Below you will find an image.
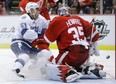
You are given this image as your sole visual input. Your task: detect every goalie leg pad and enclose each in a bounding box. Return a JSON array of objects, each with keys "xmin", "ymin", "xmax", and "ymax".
[{"xmin": 46, "ymin": 64, "xmax": 82, "ymax": 82}]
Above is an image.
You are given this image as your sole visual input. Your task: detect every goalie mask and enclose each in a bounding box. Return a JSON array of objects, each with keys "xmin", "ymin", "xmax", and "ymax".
[
  {"xmin": 58, "ymin": 4, "xmax": 70, "ymax": 16},
  {"xmin": 25, "ymin": 2, "xmax": 40, "ymax": 19}
]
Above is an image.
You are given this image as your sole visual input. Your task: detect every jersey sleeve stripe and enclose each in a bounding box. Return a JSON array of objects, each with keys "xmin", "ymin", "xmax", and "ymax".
[
  {"xmin": 44, "ymin": 34, "xmax": 52, "ymax": 43},
  {"xmin": 57, "ymin": 51, "xmax": 69, "ymax": 65}
]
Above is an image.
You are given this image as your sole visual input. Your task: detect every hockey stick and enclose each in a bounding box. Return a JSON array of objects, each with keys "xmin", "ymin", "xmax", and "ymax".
[
  {"xmin": 89, "ymin": 17, "xmax": 95, "ymax": 45},
  {"xmin": 86, "ymin": 17, "xmax": 96, "ymax": 64}
]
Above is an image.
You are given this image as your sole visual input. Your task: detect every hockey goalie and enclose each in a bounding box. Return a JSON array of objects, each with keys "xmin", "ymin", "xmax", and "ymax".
[{"xmin": 32, "ymin": 4, "xmax": 106, "ymax": 83}]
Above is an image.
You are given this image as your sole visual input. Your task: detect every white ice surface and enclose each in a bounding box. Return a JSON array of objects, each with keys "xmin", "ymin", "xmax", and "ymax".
[{"xmin": 0, "ymin": 49, "xmax": 115, "ymax": 84}]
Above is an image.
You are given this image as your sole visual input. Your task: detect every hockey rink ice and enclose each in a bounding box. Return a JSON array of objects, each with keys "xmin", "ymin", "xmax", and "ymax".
[{"xmin": 0, "ymin": 49, "xmax": 115, "ymax": 84}]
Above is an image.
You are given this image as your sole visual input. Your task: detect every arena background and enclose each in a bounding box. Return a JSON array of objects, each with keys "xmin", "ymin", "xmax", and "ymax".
[{"xmin": 0, "ymin": 15, "xmax": 115, "ymax": 50}]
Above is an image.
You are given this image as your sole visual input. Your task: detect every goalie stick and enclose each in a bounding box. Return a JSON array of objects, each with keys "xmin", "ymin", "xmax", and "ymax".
[
  {"xmin": 89, "ymin": 17, "xmax": 95, "ymax": 45},
  {"xmin": 86, "ymin": 17, "xmax": 101, "ymax": 67},
  {"xmin": 86, "ymin": 17, "xmax": 96, "ymax": 63}
]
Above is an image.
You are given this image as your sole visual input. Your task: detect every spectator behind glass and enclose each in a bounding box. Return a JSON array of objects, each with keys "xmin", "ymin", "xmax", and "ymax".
[
  {"xmin": 103, "ymin": 0, "xmax": 113, "ymax": 10},
  {"xmin": 104, "ymin": 6, "xmax": 112, "ymax": 14},
  {"xmin": 70, "ymin": 0, "xmax": 80, "ymax": 14},
  {"xmin": 46, "ymin": 2, "xmax": 51, "ymax": 12},
  {"xmin": 89, "ymin": 7, "xmax": 95, "ymax": 14},
  {"xmin": 95, "ymin": 0, "xmax": 100, "ymax": 14},
  {"xmin": 51, "ymin": 7, "xmax": 57, "ymax": 15},
  {"xmin": 68, "ymin": 0, "xmax": 75, "ymax": 7},
  {"xmin": 95, "ymin": 0, "xmax": 100, "ymax": 11},
  {"xmin": 95, "ymin": 9, "xmax": 100, "ymax": 14},
  {"xmin": 78, "ymin": 0, "xmax": 94, "ymax": 14},
  {"xmin": 0, "ymin": 0, "xmax": 7, "ymax": 15},
  {"xmin": 57, "ymin": 2, "xmax": 62, "ymax": 9},
  {"xmin": 70, "ymin": 7, "xmax": 78, "ymax": 14},
  {"xmin": 112, "ymin": 0, "xmax": 116, "ymax": 14},
  {"xmin": 5, "ymin": 0, "xmax": 12, "ymax": 13}
]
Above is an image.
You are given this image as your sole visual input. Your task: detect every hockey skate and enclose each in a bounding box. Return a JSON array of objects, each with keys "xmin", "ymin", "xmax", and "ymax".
[
  {"xmin": 13, "ymin": 68, "xmax": 25, "ymax": 78},
  {"xmin": 65, "ymin": 69, "xmax": 82, "ymax": 82},
  {"xmin": 81, "ymin": 63, "xmax": 106, "ymax": 79}
]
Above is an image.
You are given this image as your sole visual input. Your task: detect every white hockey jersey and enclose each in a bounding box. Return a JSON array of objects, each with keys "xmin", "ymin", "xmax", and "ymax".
[{"xmin": 12, "ymin": 14, "xmax": 49, "ymax": 43}]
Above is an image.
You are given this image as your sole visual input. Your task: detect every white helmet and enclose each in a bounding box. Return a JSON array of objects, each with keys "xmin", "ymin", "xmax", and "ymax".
[
  {"xmin": 25, "ymin": 2, "xmax": 39, "ymax": 13},
  {"xmin": 58, "ymin": 4, "xmax": 70, "ymax": 16}
]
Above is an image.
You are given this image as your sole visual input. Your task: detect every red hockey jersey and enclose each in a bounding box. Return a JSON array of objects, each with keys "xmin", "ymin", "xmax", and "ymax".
[{"xmin": 44, "ymin": 15, "xmax": 99, "ymax": 50}]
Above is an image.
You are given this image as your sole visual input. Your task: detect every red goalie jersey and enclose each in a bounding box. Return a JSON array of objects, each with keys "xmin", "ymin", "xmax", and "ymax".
[
  {"xmin": 19, "ymin": 0, "xmax": 57, "ymax": 20},
  {"xmin": 44, "ymin": 15, "xmax": 99, "ymax": 50},
  {"xmin": 43, "ymin": 15, "xmax": 99, "ymax": 68}
]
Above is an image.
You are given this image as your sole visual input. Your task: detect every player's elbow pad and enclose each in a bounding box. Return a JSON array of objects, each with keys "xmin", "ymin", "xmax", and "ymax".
[{"xmin": 22, "ymin": 29, "xmax": 38, "ymax": 41}]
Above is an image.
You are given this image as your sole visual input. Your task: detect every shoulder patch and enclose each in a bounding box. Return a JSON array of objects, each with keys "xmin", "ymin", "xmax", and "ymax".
[{"xmin": 21, "ymin": 15, "xmax": 27, "ymax": 19}]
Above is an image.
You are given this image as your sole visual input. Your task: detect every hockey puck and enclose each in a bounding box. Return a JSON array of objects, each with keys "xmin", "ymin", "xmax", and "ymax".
[{"xmin": 106, "ymin": 55, "xmax": 110, "ymax": 59}]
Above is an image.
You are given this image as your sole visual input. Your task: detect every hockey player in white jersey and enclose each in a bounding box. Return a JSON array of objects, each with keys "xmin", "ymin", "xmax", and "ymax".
[{"xmin": 10, "ymin": 2, "xmax": 51, "ymax": 78}]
